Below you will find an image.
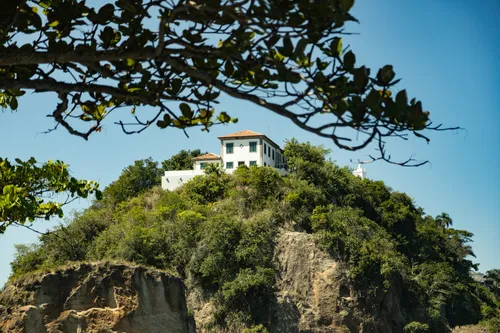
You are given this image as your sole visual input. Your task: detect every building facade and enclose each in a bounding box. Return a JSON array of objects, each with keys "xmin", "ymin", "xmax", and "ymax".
[
  {"xmin": 161, "ymin": 130, "xmax": 287, "ymax": 191},
  {"xmin": 218, "ymin": 130, "xmax": 286, "ymax": 170},
  {"xmin": 161, "ymin": 129, "xmax": 368, "ymax": 191},
  {"xmin": 353, "ymin": 163, "xmax": 367, "ymax": 179}
]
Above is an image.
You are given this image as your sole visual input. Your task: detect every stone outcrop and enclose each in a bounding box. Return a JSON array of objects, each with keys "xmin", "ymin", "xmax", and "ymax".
[
  {"xmin": 187, "ymin": 231, "xmax": 409, "ymax": 333},
  {"xmin": 0, "ymin": 263, "xmax": 195, "ymax": 333},
  {"xmin": 270, "ymin": 231, "xmax": 407, "ymax": 333}
]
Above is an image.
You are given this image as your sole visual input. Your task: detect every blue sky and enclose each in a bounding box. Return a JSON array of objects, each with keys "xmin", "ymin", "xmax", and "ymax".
[{"xmin": 1, "ymin": 0, "xmax": 499, "ymax": 286}]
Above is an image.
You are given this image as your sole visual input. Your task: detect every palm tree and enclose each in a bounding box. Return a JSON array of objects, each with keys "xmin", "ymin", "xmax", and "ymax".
[{"xmin": 435, "ymin": 213, "xmax": 453, "ymax": 231}]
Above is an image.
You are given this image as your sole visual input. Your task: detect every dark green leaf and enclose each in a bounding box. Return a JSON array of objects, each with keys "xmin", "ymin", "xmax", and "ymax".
[
  {"xmin": 343, "ymin": 51, "xmax": 356, "ymax": 71},
  {"xmin": 180, "ymin": 103, "xmax": 193, "ymax": 119}
]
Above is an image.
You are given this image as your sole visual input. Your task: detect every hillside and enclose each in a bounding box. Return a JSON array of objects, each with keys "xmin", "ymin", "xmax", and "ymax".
[{"xmin": 2, "ymin": 140, "xmax": 499, "ymax": 332}]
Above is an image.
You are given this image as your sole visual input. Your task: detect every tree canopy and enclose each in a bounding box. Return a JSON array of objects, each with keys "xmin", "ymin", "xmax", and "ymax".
[
  {"xmin": 101, "ymin": 157, "xmax": 162, "ymax": 205},
  {"xmin": 1, "ymin": 0, "xmax": 458, "ymax": 164},
  {"xmin": 0, "ymin": 157, "xmax": 99, "ymax": 233},
  {"xmin": 0, "ymin": 0, "xmax": 460, "ymax": 232},
  {"xmin": 161, "ymin": 149, "xmax": 205, "ymax": 171}
]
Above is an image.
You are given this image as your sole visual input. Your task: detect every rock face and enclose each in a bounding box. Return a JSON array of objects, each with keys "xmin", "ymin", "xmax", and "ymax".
[
  {"xmin": 188, "ymin": 231, "xmax": 408, "ymax": 333},
  {"xmin": 0, "ymin": 263, "xmax": 195, "ymax": 333},
  {"xmin": 270, "ymin": 231, "xmax": 407, "ymax": 333},
  {"xmin": 1, "ymin": 233, "xmax": 411, "ymax": 333}
]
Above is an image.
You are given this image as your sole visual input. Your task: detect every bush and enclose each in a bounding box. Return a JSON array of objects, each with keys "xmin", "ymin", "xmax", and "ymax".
[
  {"xmin": 10, "ymin": 244, "xmax": 46, "ymax": 277},
  {"xmin": 181, "ymin": 172, "xmax": 229, "ymax": 205},
  {"xmin": 311, "ymin": 205, "xmax": 407, "ymax": 290},
  {"xmin": 403, "ymin": 322, "xmax": 430, "ymax": 333}
]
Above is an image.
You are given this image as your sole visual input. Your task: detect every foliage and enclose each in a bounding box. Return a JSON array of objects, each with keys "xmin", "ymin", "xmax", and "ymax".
[
  {"xmin": 404, "ymin": 322, "xmax": 430, "ymax": 333},
  {"xmin": 311, "ymin": 205, "xmax": 407, "ymax": 289},
  {"xmin": 101, "ymin": 157, "xmax": 162, "ymax": 205},
  {"xmin": 180, "ymin": 168, "xmax": 230, "ymax": 205},
  {"xmin": 1, "ymin": 0, "xmax": 458, "ymax": 168},
  {"xmin": 484, "ymin": 269, "xmax": 500, "ymax": 299},
  {"xmin": 10, "ymin": 243, "xmax": 45, "ymax": 277},
  {"xmin": 0, "ymin": 0, "xmax": 463, "ymax": 233},
  {"xmin": 8, "ymin": 144, "xmax": 499, "ymax": 332},
  {"xmin": 161, "ymin": 149, "xmax": 206, "ymax": 171},
  {"xmin": 0, "ymin": 157, "xmax": 100, "ymax": 233}
]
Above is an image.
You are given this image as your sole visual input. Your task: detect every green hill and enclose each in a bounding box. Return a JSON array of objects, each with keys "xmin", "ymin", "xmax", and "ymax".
[{"xmin": 6, "ymin": 139, "xmax": 500, "ymax": 332}]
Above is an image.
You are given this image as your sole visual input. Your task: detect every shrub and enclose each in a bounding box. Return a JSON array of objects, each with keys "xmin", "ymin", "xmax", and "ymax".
[{"xmin": 403, "ymin": 322, "xmax": 430, "ymax": 333}]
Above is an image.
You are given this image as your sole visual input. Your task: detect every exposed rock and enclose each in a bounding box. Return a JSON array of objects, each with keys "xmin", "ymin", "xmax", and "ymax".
[
  {"xmin": 452, "ymin": 326, "xmax": 488, "ymax": 333},
  {"xmin": 186, "ymin": 231, "xmax": 409, "ymax": 333},
  {"xmin": 0, "ymin": 263, "xmax": 195, "ymax": 333},
  {"xmin": 270, "ymin": 231, "xmax": 407, "ymax": 333}
]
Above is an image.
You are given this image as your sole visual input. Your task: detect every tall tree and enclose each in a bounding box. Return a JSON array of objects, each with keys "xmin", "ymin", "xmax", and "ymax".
[
  {"xmin": 435, "ymin": 212, "xmax": 453, "ymax": 231},
  {"xmin": 102, "ymin": 158, "xmax": 162, "ymax": 205},
  {"xmin": 161, "ymin": 149, "xmax": 205, "ymax": 171}
]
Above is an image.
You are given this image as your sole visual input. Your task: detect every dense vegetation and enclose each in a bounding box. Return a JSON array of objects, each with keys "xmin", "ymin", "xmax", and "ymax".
[
  {"xmin": 9, "ymin": 140, "xmax": 500, "ymax": 332},
  {"xmin": 0, "ymin": 0, "xmax": 462, "ymax": 235}
]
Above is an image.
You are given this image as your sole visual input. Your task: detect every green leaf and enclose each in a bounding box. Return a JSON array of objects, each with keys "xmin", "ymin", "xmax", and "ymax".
[
  {"xmin": 218, "ymin": 112, "xmax": 231, "ymax": 123},
  {"xmin": 377, "ymin": 65, "xmax": 396, "ymax": 85},
  {"xmin": 156, "ymin": 113, "xmax": 172, "ymax": 128},
  {"xmin": 396, "ymin": 89, "xmax": 408, "ymax": 108},
  {"xmin": 98, "ymin": 4, "xmax": 115, "ymax": 23},
  {"xmin": 48, "ymin": 20, "xmax": 59, "ymax": 27},
  {"xmin": 10, "ymin": 97, "xmax": 18, "ymax": 110},
  {"xmin": 343, "ymin": 51, "xmax": 356, "ymax": 71},
  {"xmin": 365, "ymin": 89, "xmax": 380, "ymax": 108},
  {"xmin": 95, "ymin": 190, "xmax": 103, "ymax": 200},
  {"xmin": 126, "ymin": 58, "xmax": 136, "ymax": 67},
  {"xmin": 294, "ymin": 38, "xmax": 309, "ymax": 58},
  {"xmin": 170, "ymin": 79, "xmax": 182, "ymax": 95},
  {"xmin": 180, "ymin": 103, "xmax": 193, "ymax": 119},
  {"xmin": 100, "ymin": 26, "xmax": 114, "ymax": 48},
  {"xmin": 353, "ymin": 67, "xmax": 368, "ymax": 89},
  {"xmin": 330, "ymin": 37, "xmax": 343, "ymax": 57},
  {"xmin": 280, "ymin": 35, "xmax": 294, "ymax": 57},
  {"xmin": 39, "ymin": 0, "xmax": 53, "ymax": 9}
]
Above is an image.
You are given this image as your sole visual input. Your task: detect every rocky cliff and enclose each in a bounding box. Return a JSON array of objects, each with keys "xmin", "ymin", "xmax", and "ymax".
[
  {"xmin": 0, "ymin": 263, "xmax": 195, "ymax": 333},
  {"xmin": 188, "ymin": 231, "xmax": 408, "ymax": 333},
  {"xmin": 0, "ymin": 232, "xmax": 418, "ymax": 332}
]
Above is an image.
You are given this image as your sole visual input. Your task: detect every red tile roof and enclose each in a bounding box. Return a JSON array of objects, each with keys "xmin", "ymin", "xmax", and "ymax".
[
  {"xmin": 218, "ymin": 130, "xmax": 283, "ymax": 151},
  {"xmin": 217, "ymin": 130, "xmax": 264, "ymax": 139},
  {"xmin": 192, "ymin": 153, "xmax": 221, "ymax": 161}
]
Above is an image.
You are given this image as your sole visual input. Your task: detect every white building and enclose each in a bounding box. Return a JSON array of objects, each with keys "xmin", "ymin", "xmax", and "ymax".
[
  {"xmin": 161, "ymin": 130, "xmax": 287, "ymax": 191},
  {"xmin": 353, "ymin": 163, "xmax": 367, "ymax": 179}
]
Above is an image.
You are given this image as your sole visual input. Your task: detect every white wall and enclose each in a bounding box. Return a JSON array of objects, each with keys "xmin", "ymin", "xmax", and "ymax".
[
  {"xmin": 353, "ymin": 164, "xmax": 367, "ymax": 179},
  {"xmin": 262, "ymin": 138, "xmax": 284, "ymax": 168},
  {"xmin": 161, "ymin": 170, "xmax": 205, "ymax": 191},
  {"xmin": 220, "ymin": 138, "xmax": 262, "ymax": 169},
  {"xmin": 161, "ymin": 166, "xmax": 287, "ymax": 191}
]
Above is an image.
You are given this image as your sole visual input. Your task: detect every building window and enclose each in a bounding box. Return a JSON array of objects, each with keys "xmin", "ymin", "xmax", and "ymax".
[
  {"xmin": 250, "ymin": 160, "xmax": 257, "ymax": 166},
  {"xmin": 268, "ymin": 147, "xmax": 271, "ymax": 157},
  {"xmin": 226, "ymin": 161, "xmax": 233, "ymax": 169},
  {"xmin": 272, "ymin": 150, "xmax": 274, "ymax": 160},
  {"xmin": 226, "ymin": 143, "xmax": 234, "ymax": 154},
  {"xmin": 249, "ymin": 141, "xmax": 257, "ymax": 152},
  {"xmin": 264, "ymin": 143, "xmax": 267, "ymax": 154},
  {"xmin": 200, "ymin": 162, "xmax": 206, "ymax": 170},
  {"xmin": 264, "ymin": 162, "xmax": 267, "ymax": 166},
  {"xmin": 238, "ymin": 161, "xmax": 245, "ymax": 166}
]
